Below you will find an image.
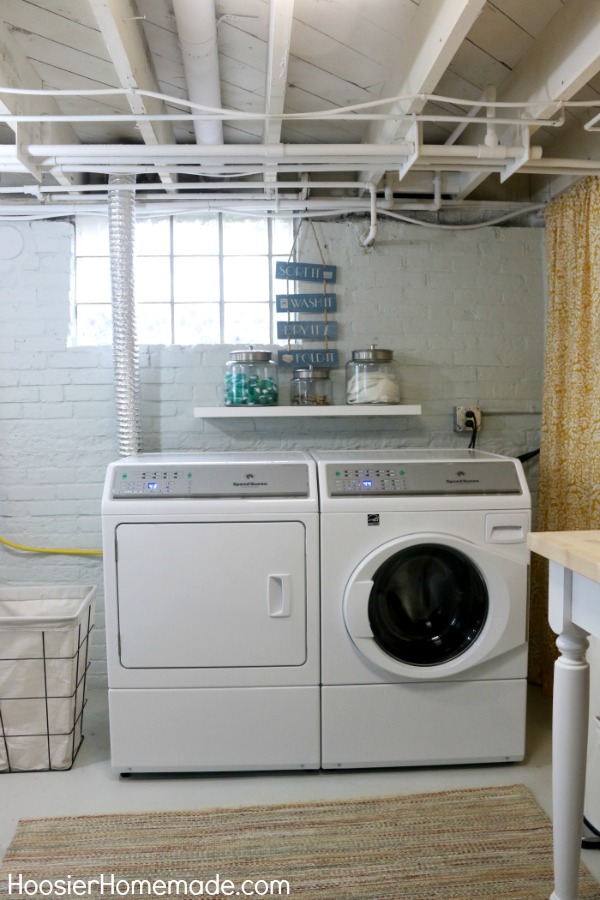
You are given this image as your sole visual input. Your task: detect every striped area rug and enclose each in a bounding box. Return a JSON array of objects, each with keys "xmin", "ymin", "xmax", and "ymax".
[{"xmin": 1, "ymin": 784, "xmax": 599, "ymax": 899}]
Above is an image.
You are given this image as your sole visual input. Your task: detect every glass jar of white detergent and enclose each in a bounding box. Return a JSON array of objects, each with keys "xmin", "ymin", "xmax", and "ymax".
[
  {"xmin": 224, "ymin": 348, "xmax": 278, "ymax": 406},
  {"xmin": 290, "ymin": 367, "xmax": 332, "ymax": 406},
  {"xmin": 345, "ymin": 346, "xmax": 400, "ymax": 404}
]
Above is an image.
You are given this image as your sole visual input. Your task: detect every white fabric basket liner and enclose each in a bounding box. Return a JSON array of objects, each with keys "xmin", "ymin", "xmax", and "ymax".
[
  {"xmin": 0, "ymin": 585, "xmax": 96, "ymax": 661},
  {"xmin": 0, "ymin": 585, "xmax": 96, "ymax": 625}
]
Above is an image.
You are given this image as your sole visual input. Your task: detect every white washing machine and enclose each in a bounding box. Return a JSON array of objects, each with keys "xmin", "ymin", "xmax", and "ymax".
[
  {"xmin": 101, "ymin": 452, "xmax": 320, "ymax": 774},
  {"xmin": 311, "ymin": 449, "xmax": 531, "ymax": 769}
]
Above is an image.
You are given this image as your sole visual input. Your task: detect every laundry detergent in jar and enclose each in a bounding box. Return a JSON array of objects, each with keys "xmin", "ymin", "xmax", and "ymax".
[
  {"xmin": 224, "ymin": 348, "xmax": 278, "ymax": 406},
  {"xmin": 345, "ymin": 346, "xmax": 400, "ymax": 404}
]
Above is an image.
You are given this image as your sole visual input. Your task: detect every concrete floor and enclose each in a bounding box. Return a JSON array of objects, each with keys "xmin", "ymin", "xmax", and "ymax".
[{"xmin": 2, "ymin": 685, "xmax": 600, "ymax": 889}]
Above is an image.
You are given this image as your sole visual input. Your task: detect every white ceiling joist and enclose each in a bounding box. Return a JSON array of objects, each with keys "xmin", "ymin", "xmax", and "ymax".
[
  {"xmin": 263, "ymin": 0, "xmax": 295, "ymax": 145},
  {"xmin": 361, "ymin": 0, "xmax": 487, "ymax": 186},
  {"xmin": 530, "ymin": 122, "xmax": 600, "ymax": 202},
  {"xmin": 88, "ymin": 0, "xmax": 175, "ymax": 149},
  {"xmin": 455, "ymin": 0, "xmax": 600, "ymax": 198},
  {"xmin": 0, "ymin": 17, "xmax": 80, "ymax": 186}
]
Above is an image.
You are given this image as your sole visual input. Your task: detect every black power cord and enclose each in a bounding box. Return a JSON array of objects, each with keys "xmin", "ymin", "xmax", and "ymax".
[
  {"xmin": 517, "ymin": 448, "xmax": 540, "ymax": 463},
  {"xmin": 461, "ymin": 411, "xmax": 540, "ymax": 459},
  {"xmin": 465, "ymin": 410, "xmax": 478, "ymax": 449},
  {"xmin": 582, "ymin": 816, "xmax": 600, "ymax": 850}
]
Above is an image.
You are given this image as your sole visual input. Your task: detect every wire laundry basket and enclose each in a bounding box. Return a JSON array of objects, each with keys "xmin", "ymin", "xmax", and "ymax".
[{"xmin": 0, "ymin": 585, "xmax": 96, "ymax": 772}]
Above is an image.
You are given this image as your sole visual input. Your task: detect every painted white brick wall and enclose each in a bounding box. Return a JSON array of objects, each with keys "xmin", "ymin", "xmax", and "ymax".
[{"xmin": 0, "ymin": 218, "xmax": 545, "ymax": 688}]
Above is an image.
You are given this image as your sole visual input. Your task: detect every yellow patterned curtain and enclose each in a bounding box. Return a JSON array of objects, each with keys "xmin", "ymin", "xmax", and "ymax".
[{"xmin": 529, "ymin": 176, "xmax": 600, "ymax": 693}]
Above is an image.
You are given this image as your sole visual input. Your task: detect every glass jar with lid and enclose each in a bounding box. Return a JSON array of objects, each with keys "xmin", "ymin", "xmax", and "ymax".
[
  {"xmin": 290, "ymin": 367, "xmax": 332, "ymax": 406},
  {"xmin": 224, "ymin": 347, "xmax": 278, "ymax": 406},
  {"xmin": 345, "ymin": 346, "xmax": 400, "ymax": 405}
]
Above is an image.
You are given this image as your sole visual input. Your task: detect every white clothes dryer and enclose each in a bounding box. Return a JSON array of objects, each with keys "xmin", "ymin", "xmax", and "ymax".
[
  {"xmin": 310, "ymin": 449, "xmax": 531, "ymax": 769},
  {"xmin": 102, "ymin": 452, "xmax": 320, "ymax": 774}
]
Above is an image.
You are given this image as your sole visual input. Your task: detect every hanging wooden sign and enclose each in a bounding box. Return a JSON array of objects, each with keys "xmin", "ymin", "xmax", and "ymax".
[
  {"xmin": 275, "ymin": 261, "xmax": 337, "ymax": 284},
  {"xmin": 277, "ymin": 320, "xmax": 338, "ymax": 340},
  {"xmin": 278, "ymin": 348, "xmax": 339, "ymax": 367},
  {"xmin": 276, "ymin": 293, "xmax": 337, "ymax": 313}
]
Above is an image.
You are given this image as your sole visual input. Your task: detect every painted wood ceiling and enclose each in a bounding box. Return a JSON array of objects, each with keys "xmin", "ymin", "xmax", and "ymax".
[{"xmin": 0, "ymin": 0, "xmax": 599, "ymax": 217}]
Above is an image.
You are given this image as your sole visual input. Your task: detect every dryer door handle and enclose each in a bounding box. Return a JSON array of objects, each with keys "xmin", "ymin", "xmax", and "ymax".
[{"xmin": 268, "ymin": 574, "xmax": 291, "ymax": 617}]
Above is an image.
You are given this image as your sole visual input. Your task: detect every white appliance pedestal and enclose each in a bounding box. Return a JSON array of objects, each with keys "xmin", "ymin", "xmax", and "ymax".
[
  {"xmin": 109, "ymin": 686, "xmax": 321, "ymax": 773},
  {"xmin": 321, "ymin": 680, "xmax": 527, "ymax": 769}
]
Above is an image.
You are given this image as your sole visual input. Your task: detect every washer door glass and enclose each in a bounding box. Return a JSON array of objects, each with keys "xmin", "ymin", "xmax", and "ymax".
[{"xmin": 368, "ymin": 543, "xmax": 488, "ymax": 666}]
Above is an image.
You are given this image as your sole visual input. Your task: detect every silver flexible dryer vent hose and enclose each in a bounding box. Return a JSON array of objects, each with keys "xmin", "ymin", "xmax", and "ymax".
[{"xmin": 108, "ymin": 174, "xmax": 141, "ymax": 457}]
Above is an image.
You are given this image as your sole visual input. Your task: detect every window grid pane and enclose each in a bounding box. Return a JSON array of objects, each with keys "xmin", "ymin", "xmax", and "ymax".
[
  {"xmin": 218, "ymin": 213, "xmax": 225, "ymax": 343},
  {"xmin": 174, "ymin": 257, "xmax": 220, "ymax": 303},
  {"xmin": 74, "ymin": 214, "xmax": 293, "ymax": 345},
  {"xmin": 222, "ymin": 257, "xmax": 270, "ymax": 304}
]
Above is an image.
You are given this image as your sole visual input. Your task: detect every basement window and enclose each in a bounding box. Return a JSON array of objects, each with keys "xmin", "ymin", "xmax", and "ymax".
[{"xmin": 73, "ymin": 214, "xmax": 295, "ymax": 345}]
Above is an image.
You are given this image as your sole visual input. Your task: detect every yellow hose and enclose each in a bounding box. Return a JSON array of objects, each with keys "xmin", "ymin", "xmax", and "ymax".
[{"xmin": 0, "ymin": 535, "xmax": 102, "ymax": 556}]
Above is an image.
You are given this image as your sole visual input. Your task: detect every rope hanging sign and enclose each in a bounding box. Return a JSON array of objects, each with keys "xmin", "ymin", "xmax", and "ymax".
[{"xmin": 275, "ymin": 220, "xmax": 339, "ymax": 368}]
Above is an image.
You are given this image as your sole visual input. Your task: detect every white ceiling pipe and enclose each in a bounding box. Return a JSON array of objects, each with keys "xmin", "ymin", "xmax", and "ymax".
[
  {"xmin": 484, "ymin": 85, "xmax": 499, "ymax": 150},
  {"xmin": 0, "ymin": 159, "xmax": 466, "ymax": 177},
  {"xmin": 0, "ymin": 159, "xmax": 546, "ymax": 178},
  {"xmin": 20, "ymin": 143, "xmax": 411, "ymax": 158},
  {"xmin": 13, "ymin": 145, "xmax": 540, "ymax": 172},
  {"xmin": 48, "ymin": 195, "xmax": 380, "ymax": 207},
  {"xmin": 0, "ymin": 194, "xmax": 497, "ymax": 210},
  {"xmin": 35, "ymin": 179, "xmax": 372, "ymax": 193},
  {"xmin": 0, "ymin": 83, "xmax": 592, "ymax": 111},
  {"xmin": 0, "ymin": 193, "xmax": 544, "ymax": 212},
  {"xmin": 48, "ymin": 192, "xmax": 305, "ymax": 202},
  {"xmin": 1, "ymin": 157, "xmax": 578, "ymax": 182},
  {"xmin": 0, "ymin": 114, "xmax": 560, "ymax": 131},
  {"xmin": 409, "ymin": 172, "xmax": 442, "ymax": 212},
  {"xmin": 0, "ymin": 202, "xmax": 540, "ymax": 219},
  {"xmin": 50, "ymin": 163, "xmax": 532, "ymax": 180},
  {"xmin": 51, "ymin": 164, "xmax": 418, "ymax": 178},
  {"xmin": 172, "ymin": 0, "xmax": 223, "ymax": 145},
  {"xmin": 359, "ymin": 184, "xmax": 378, "ymax": 247},
  {"xmin": 419, "ymin": 144, "xmax": 543, "ymax": 160},
  {"xmin": 21, "ymin": 141, "xmax": 539, "ymax": 159}
]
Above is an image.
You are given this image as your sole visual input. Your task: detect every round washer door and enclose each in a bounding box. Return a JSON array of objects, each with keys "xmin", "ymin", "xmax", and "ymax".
[
  {"xmin": 368, "ymin": 542, "xmax": 488, "ymax": 665},
  {"xmin": 343, "ymin": 532, "xmax": 527, "ymax": 680}
]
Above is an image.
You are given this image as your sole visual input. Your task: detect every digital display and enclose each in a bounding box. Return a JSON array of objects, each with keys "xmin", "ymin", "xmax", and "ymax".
[
  {"xmin": 362, "ymin": 479, "xmax": 373, "ymax": 488},
  {"xmin": 147, "ymin": 482, "xmax": 158, "ymax": 491}
]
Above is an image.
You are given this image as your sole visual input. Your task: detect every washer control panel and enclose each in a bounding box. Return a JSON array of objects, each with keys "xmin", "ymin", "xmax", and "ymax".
[
  {"xmin": 325, "ymin": 461, "xmax": 522, "ymax": 496},
  {"xmin": 111, "ymin": 463, "xmax": 309, "ymax": 498}
]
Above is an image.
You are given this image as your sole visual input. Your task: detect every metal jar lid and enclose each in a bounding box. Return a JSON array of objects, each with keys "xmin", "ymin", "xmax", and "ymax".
[
  {"xmin": 229, "ymin": 347, "xmax": 273, "ymax": 362},
  {"xmin": 292, "ymin": 367, "xmax": 331, "ymax": 380},
  {"xmin": 350, "ymin": 346, "xmax": 394, "ymax": 362}
]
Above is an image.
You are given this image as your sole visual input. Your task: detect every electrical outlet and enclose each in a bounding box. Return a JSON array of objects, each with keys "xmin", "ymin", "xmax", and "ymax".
[{"xmin": 454, "ymin": 405, "xmax": 482, "ymax": 432}]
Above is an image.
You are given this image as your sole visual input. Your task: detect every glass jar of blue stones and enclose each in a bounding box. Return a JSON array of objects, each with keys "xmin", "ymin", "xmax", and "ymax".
[{"xmin": 224, "ymin": 348, "xmax": 278, "ymax": 406}]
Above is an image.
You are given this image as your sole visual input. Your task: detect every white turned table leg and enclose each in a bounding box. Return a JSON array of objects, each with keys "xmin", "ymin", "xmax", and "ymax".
[{"xmin": 551, "ymin": 628, "xmax": 590, "ymax": 900}]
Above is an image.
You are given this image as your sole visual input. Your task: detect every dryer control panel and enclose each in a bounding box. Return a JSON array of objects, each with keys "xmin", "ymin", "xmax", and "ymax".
[
  {"xmin": 111, "ymin": 462, "xmax": 310, "ymax": 498},
  {"xmin": 325, "ymin": 460, "xmax": 522, "ymax": 496}
]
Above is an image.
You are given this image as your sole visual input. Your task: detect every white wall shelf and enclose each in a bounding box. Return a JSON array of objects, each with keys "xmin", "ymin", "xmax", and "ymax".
[{"xmin": 194, "ymin": 405, "xmax": 421, "ymax": 419}]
